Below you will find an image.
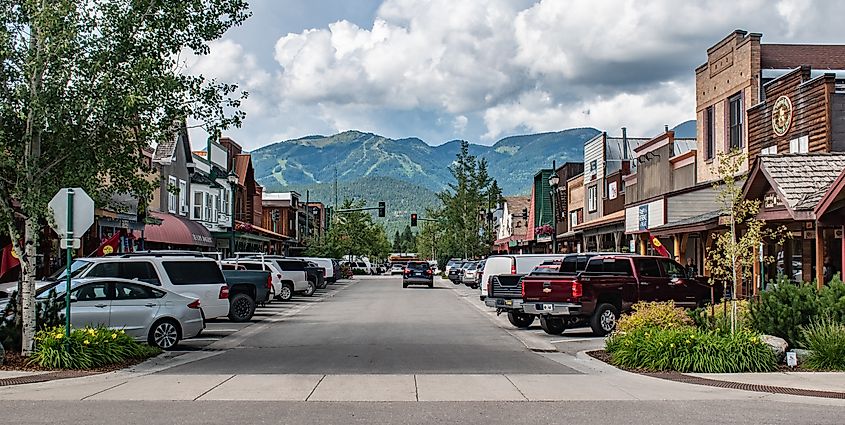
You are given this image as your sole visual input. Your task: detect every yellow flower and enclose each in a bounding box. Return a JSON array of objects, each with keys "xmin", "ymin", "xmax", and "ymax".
[
  {"xmin": 111, "ymin": 333, "xmax": 117, "ymax": 340},
  {"xmin": 88, "ymin": 328, "xmax": 96, "ymax": 336},
  {"xmin": 119, "ymin": 329, "xmax": 125, "ymax": 334},
  {"xmin": 83, "ymin": 339, "xmax": 90, "ymax": 345},
  {"xmin": 55, "ymin": 333, "xmax": 63, "ymax": 340},
  {"xmin": 670, "ymin": 343, "xmax": 675, "ymax": 348}
]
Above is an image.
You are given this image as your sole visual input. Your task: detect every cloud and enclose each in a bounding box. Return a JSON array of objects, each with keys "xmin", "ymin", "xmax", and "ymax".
[{"xmin": 191, "ymin": 0, "xmax": 845, "ymax": 148}]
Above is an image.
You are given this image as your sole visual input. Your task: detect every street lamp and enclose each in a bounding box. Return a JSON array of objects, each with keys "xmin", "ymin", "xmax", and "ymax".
[
  {"xmin": 548, "ymin": 166, "xmax": 560, "ymax": 254},
  {"xmin": 227, "ymin": 170, "xmax": 238, "ymax": 256}
]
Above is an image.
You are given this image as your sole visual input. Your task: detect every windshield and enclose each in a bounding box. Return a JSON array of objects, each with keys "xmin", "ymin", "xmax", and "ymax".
[
  {"xmin": 49, "ymin": 260, "xmax": 94, "ymax": 280},
  {"xmin": 35, "ymin": 281, "xmax": 67, "ymax": 299}
]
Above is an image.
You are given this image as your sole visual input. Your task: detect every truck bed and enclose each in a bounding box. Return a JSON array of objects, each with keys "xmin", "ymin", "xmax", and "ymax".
[{"xmin": 488, "ymin": 274, "xmax": 525, "ymax": 299}]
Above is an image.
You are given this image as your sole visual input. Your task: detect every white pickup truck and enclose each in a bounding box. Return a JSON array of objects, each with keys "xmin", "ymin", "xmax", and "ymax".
[{"xmin": 221, "ymin": 257, "xmax": 314, "ymax": 301}]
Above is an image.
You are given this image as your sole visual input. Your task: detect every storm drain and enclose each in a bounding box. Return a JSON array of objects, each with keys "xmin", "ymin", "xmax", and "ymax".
[
  {"xmin": 0, "ymin": 370, "xmax": 97, "ymax": 387},
  {"xmin": 644, "ymin": 372, "xmax": 845, "ymax": 399}
]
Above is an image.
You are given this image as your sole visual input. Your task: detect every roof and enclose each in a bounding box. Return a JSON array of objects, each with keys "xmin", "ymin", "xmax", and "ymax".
[
  {"xmin": 761, "ymin": 44, "xmax": 845, "ymax": 70},
  {"xmin": 649, "ymin": 210, "xmax": 722, "ymax": 236},
  {"xmin": 757, "ymin": 154, "xmax": 845, "ymax": 211},
  {"xmin": 504, "ymin": 196, "xmax": 529, "ymax": 213},
  {"xmin": 234, "ymin": 154, "xmax": 252, "ymax": 186},
  {"xmin": 573, "ymin": 210, "xmax": 624, "ymax": 231},
  {"xmin": 153, "ymin": 121, "xmax": 192, "ymax": 165}
]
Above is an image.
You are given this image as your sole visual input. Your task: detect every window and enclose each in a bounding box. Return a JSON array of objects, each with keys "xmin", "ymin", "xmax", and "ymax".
[
  {"xmin": 585, "ymin": 258, "xmax": 633, "ymax": 276},
  {"xmin": 587, "ymin": 186, "xmax": 597, "ymax": 213},
  {"xmin": 637, "ymin": 258, "xmax": 661, "ymax": 277},
  {"xmin": 211, "ymin": 194, "xmax": 218, "ymax": 222},
  {"xmin": 115, "ymin": 282, "xmax": 164, "ymax": 300},
  {"xmin": 203, "ymin": 192, "xmax": 212, "ymax": 221},
  {"xmin": 178, "ymin": 180, "xmax": 187, "ymax": 215},
  {"xmin": 87, "ymin": 262, "xmax": 119, "ymax": 278},
  {"xmin": 789, "ymin": 135, "xmax": 809, "ymax": 154},
  {"xmin": 162, "ymin": 261, "xmax": 225, "ymax": 285},
  {"xmin": 569, "ymin": 211, "xmax": 578, "ymax": 228},
  {"xmin": 761, "ymin": 145, "xmax": 777, "ymax": 155},
  {"xmin": 118, "ymin": 261, "xmax": 160, "ymax": 285},
  {"xmin": 239, "ymin": 262, "xmax": 266, "ymax": 271},
  {"xmin": 560, "ymin": 256, "xmax": 591, "ymax": 274},
  {"xmin": 72, "ymin": 282, "xmax": 110, "ymax": 301},
  {"xmin": 168, "ymin": 176, "xmax": 178, "ymax": 213},
  {"xmin": 276, "ymin": 260, "xmax": 307, "ymax": 271},
  {"xmin": 705, "ymin": 105, "xmax": 715, "ymax": 159},
  {"xmin": 589, "ymin": 160, "xmax": 597, "ymax": 179},
  {"xmin": 728, "ymin": 93, "xmax": 743, "ymax": 149},
  {"xmin": 193, "ymin": 192, "xmax": 202, "ymax": 220},
  {"xmin": 658, "ymin": 259, "xmax": 686, "ymax": 279}
]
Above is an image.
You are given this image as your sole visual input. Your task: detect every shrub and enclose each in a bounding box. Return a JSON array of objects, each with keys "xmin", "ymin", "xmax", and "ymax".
[
  {"xmin": 750, "ymin": 280, "xmax": 819, "ymax": 347},
  {"xmin": 0, "ymin": 288, "xmax": 65, "ymax": 351},
  {"xmin": 606, "ymin": 327, "xmax": 776, "ymax": 373},
  {"xmin": 801, "ymin": 318, "xmax": 845, "ymax": 371},
  {"xmin": 688, "ymin": 300, "xmax": 751, "ymax": 333},
  {"xmin": 818, "ymin": 275, "xmax": 845, "ymax": 325},
  {"xmin": 615, "ymin": 301, "xmax": 693, "ymax": 333},
  {"xmin": 28, "ymin": 326, "xmax": 161, "ymax": 369}
]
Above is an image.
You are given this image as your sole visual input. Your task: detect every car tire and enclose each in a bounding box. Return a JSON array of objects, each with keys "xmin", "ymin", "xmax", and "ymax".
[
  {"xmin": 590, "ymin": 303, "xmax": 620, "ymax": 336},
  {"xmin": 228, "ymin": 293, "xmax": 256, "ymax": 322},
  {"xmin": 402, "ymin": 282, "xmax": 408, "ymax": 288},
  {"xmin": 539, "ymin": 315, "xmax": 566, "ymax": 335},
  {"xmin": 428, "ymin": 281, "xmax": 434, "ymax": 288},
  {"xmin": 278, "ymin": 283, "xmax": 294, "ymax": 301},
  {"xmin": 148, "ymin": 318, "xmax": 181, "ymax": 350},
  {"xmin": 507, "ymin": 311, "xmax": 535, "ymax": 329},
  {"xmin": 303, "ymin": 280, "xmax": 316, "ymax": 297}
]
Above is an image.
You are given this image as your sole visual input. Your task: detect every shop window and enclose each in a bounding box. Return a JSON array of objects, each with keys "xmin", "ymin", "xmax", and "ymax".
[
  {"xmin": 193, "ymin": 191, "xmax": 202, "ymax": 219},
  {"xmin": 761, "ymin": 145, "xmax": 777, "ymax": 155},
  {"xmin": 728, "ymin": 93, "xmax": 743, "ymax": 150}
]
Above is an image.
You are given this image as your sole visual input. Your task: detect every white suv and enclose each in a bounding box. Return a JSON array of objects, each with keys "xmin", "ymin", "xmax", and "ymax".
[{"xmin": 51, "ymin": 253, "xmax": 230, "ymax": 320}]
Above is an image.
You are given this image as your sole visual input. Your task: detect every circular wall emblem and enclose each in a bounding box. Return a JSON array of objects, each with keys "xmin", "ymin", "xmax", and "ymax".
[{"xmin": 772, "ymin": 95, "xmax": 793, "ymax": 137}]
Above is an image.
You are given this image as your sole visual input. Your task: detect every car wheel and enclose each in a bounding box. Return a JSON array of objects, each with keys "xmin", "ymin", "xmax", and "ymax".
[
  {"xmin": 303, "ymin": 280, "xmax": 316, "ymax": 297},
  {"xmin": 507, "ymin": 311, "xmax": 535, "ymax": 329},
  {"xmin": 148, "ymin": 319, "xmax": 181, "ymax": 350},
  {"xmin": 402, "ymin": 282, "xmax": 408, "ymax": 288},
  {"xmin": 278, "ymin": 283, "xmax": 294, "ymax": 301},
  {"xmin": 428, "ymin": 281, "xmax": 434, "ymax": 288},
  {"xmin": 228, "ymin": 293, "xmax": 256, "ymax": 322},
  {"xmin": 539, "ymin": 315, "xmax": 566, "ymax": 335},
  {"xmin": 590, "ymin": 303, "xmax": 619, "ymax": 336}
]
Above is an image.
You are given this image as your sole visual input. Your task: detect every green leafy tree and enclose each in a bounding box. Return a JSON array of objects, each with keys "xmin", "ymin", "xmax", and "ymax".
[
  {"xmin": 400, "ymin": 225, "xmax": 416, "ymax": 253},
  {"xmin": 0, "ymin": 0, "xmax": 250, "ymax": 354},
  {"xmin": 437, "ymin": 141, "xmax": 496, "ymax": 259},
  {"xmin": 705, "ymin": 149, "xmax": 788, "ymax": 332},
  {"xmin": 306, "ymin": 199, "xmax": 390, "ymax": 262},
  {"xmin": 392, "ymin": 230, "xmax": 402, "ymax": 252}
]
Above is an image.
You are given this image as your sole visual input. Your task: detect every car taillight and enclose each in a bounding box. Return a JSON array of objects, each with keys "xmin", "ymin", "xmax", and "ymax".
[
  {"xmin": 572, "ymin": 281, "xmax": 583, "ymax": 298},
  {"xmin": 426, "ymin": 269, "xmax": 432, "ymax": 275},
  {"xmin": 521, "ymin": 279, "xmax": 526, "ymax": 298},
  {"xmin": 219, "ymin": 285, "xmax": 230, "ymax": 299},
  {"xmin": 404, "ymin": 268, "xmax": 410, "ymax": 274},
  {"xmin": 486, "ymin": 280, "xmax": 492, "ymax": 296},
  {"xmin": 266, "ymin": 275, "xmax": 273, "ymax": 290},
  {"xmin": 187, "ymin": 299, "xmax": 201, "ymax": 309},
  {"xmin": 511, "ymin": 260, "xmax": 516, "ymax": 275}
]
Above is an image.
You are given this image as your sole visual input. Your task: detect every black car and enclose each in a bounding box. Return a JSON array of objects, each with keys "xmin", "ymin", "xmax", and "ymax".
[{"xmin": 402, "ymin": 261, "xmax": 434, "ymax": 288}]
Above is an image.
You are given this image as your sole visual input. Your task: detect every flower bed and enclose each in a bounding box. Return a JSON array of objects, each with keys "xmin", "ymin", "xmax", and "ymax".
[{"xmin": 28, "ymin": 326, "xmax": 161, "ymax": 370}]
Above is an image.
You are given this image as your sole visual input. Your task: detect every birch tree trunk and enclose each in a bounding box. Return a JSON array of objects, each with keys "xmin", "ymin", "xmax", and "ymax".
[{"xmin": 20, "ymin": 218, "xmax": 39, "ymax": 355}]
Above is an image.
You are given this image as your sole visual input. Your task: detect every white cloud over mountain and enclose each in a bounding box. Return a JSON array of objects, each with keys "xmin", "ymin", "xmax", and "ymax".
[{"xmin": 187, "ymin": 0, "xmax": 845, "ymax": 150}]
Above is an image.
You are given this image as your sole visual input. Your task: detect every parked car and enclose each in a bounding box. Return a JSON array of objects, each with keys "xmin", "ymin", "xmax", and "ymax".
[
  {"xmin": 291, "ymin": 257, "xmax": 336, "ymax": 284},
  {"xmin": 304, "ymin": 261, "xmax": 326, "ymax": 289},
  {"xmin": 36, "ymin": 277, "xmax": 204, "ymax": 350},
  {"xmin": 402, "ymin": 261, "xmax": 434, "ymax": 288},
  {"xmin": 481, "ymin": 254, "xmax": 565, "ymax": 303},
  {"xmin": 389, "ymin": 263, "xmax": 406, "ymax": 275},
  {"xmin": 220, "ymin": 265, "xmax": 272, "ymax": 322},
  {"xmin": 444, "ymin": 258, "xmax": 463, "ymax": 276},
  {"xmin": 331, "ymin": 259, "xmax": 343, "ymax": 280},
  {"xmin": 223, "ymin": 257, "xmax": 314, "ymax": 301},
  {"xmin": 521, "ymin": 254, "xmax": 721, "ymax": 336},
  {"xmin": 447, "ymin": 262, "xmax": 467, "ymax": 284},
  {"xmin": 461, "ymin": 261, "xmax": 479, "ymax": 288},
  {"xmin": 37, "ymin": 253, "xmax": 230, "ymax": 320}
]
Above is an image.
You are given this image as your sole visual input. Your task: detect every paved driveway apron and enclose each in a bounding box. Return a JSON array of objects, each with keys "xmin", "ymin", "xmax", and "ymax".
[{"xmin": 159, "ymin": 276, "xmax": 578, "ymax": 375}]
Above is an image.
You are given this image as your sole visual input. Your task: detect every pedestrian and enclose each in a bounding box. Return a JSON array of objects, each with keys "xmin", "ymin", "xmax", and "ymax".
[
  {"xmin": 685, "ymin": 257, "xmax": 698, "ymax": 278},
  {"xmin": 823, "ymin": 255, "xmax": 836, "ymax": 285}
]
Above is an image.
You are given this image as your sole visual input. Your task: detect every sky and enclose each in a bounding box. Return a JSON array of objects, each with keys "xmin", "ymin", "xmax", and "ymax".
[{"xmin": 185, "ymin": 0, "xmax": 845, "ymax": 151}]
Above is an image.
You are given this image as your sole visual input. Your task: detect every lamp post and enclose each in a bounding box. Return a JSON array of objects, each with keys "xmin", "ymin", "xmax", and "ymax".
[
  {"xmin": 548, "ymin": 166, "xmax": 560, "ymax": 254},
  {"xmin": 227, "ymin": 170, "xmax": 238, "ymax": 256}
]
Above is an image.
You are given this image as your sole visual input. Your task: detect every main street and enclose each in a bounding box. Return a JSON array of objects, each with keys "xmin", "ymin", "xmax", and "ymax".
[{"xmin": 1, "ymin": 275, "xmax": 843, "ymax": 424}]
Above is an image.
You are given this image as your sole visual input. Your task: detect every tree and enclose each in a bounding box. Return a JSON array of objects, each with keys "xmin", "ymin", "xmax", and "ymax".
[
  {"xmin": 705, "ymin": 149, "xmax": 788, "ymax": 332},
  {"xmin": 0, "ymin": 0, "xmax": 250, "ymax": 354},
  {"xmin": 392, "ymin": 230, "xmax": 402, "ymax": 252},
  {"xmin": 400, "ymin": 225, "xmax": 415, "ymax": 253},
  {"xmin": 437, "ymin": 141, "xmax": 495, "ymax": 260},
  {"xmin": 306, "ymin": 199, "xmax": 390, "ymax": 262}
]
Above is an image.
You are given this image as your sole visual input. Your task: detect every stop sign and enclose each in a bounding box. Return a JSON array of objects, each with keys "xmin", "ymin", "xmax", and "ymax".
[{"xmin": 48, "ymin": 187, "xmax": 95, "ymax": 238}]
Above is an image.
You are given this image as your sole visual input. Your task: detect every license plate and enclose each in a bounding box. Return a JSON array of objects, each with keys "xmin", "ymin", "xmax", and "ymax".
[
  {"xmin": 505, "ymin": 300, "xmax": 513, "ymax": 306},
  {"xmin": 496, "ymin": 299, "xmax": 505, "ymax": 306},
  {"xmin": 543, "ymin": 304, "xmax": 554, "ymax": 312}
]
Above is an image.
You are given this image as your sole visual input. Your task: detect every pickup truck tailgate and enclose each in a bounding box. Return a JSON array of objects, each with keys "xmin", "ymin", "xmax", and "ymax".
[
  {"xmin": 489, "ymin": 274, "xmax": 525, "ymax": 298},
  {"xmin": 521, "ymin": 275, "xmax": 579, "ymax": 302}
]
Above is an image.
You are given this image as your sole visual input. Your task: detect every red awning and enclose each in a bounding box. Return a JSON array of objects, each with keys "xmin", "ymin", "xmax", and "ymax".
[{"xmin": 136, "ymin": 211, "xmax": 215, "ymax": 248}]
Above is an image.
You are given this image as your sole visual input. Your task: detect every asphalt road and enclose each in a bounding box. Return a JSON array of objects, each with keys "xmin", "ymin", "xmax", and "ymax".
[{"xmin": 162, "ymin": 275, "xmax": 577, "ymax": 374}]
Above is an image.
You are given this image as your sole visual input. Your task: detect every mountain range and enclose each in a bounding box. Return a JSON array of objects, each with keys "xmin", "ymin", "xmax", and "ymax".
[{"xmin": 250, "ymin": 121, "xmax": 695, "ymax": 236}]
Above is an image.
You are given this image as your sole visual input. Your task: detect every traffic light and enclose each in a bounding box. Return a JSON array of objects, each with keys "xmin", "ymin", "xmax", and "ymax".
[
  {"xmin": 378, "ymin": 201, "xmax": 386, "ymax": 217},
  {"xmin": 410, "ymin": 213, "xmax": 418, "ymax": 227}
]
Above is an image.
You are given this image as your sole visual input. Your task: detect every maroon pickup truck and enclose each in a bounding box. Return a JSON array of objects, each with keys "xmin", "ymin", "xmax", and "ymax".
[{"xmin": 521, "ymin": 255, "xmax": 718, "ymax": 336}]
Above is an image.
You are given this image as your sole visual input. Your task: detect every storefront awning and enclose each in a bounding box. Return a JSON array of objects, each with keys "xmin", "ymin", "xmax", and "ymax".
[
  {"xmin": 649, "ymin": 210, "xmax": 722, "ymax": 237},
  {"xmin": 573, "ymin": 210, "xmax": 624, "ymax": 232},
  {"xmin": 136, "ymin": 211, "xmax": 215, "ymax": 247}
]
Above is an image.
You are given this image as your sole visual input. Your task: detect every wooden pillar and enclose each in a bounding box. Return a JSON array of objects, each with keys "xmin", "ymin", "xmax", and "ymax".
[
  {"xmin": 784, "ymin": 236, "xmax": 793, "ymax": 280},
  {"xmin": 673, "ymin": 235, "xmax": 681, "ymax": 261},
  {"xmin": 752, "ymin": 249, "xmax": 761, "ymax": 296},
  {"xmin": 702, "ymin": 231, "xmax": 713, "ymax": 276},
  {"xmin": 842, "ymin": 226, "xmax": 845, "ymax": 282},
  {"xmin": 816, "ymin": 224, "xmax": 825, "ymax": 289},
  {"xmin": 639, "ymin": 233, "xmax": 647, "ymax": 255}
]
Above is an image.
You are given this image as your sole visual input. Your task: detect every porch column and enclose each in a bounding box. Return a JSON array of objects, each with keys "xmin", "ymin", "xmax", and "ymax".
[
  {"xmin": 673, "ymin": 235, "xmax": 681, "ymax": 261},
  {"xmin": 816, "ymin": 224, "xmax": 825, "ymax": 289},
  {"xmin": 842, "ymin": 226, "xmax": 845, "ymax": 282},
  {"xmin": 639, "ymin": 234, "xmax": 647, "ymax": 255},
  {"xmin": 752, "ymin": 249, "xmax": 761, "ymax": 297}
]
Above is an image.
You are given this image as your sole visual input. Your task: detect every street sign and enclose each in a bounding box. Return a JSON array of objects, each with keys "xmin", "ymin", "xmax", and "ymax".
[
  {"xmin": 48, "ymin": 188, "xmax": 95, "ymax": 238},
  {"xmin": 48, "ymin": 187, "xmax": 95, "ymax": 338}
]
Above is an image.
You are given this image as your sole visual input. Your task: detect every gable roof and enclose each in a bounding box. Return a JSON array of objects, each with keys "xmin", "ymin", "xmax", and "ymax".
[
  {"xmin": 743, "ymin": 153, "xmax": 845, "ymax": 218},
  {"xmin": 153, "ymin": 121, "xmax": 192, "ymax": 166},
  {"xmin": 504, "ymin": 196, "xmax": 529, "ymax": 237}
]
